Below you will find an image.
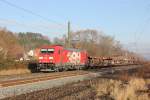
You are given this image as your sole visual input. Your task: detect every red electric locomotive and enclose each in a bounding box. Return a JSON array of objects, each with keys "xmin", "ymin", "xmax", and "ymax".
[{"xmin": 37, "ymin": 45, "xmax": 88, "ymax": 71}]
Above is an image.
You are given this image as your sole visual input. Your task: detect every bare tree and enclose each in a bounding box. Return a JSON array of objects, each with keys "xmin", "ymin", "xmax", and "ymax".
[
  {"xmin": 0, "ymin": 28, "xmax": 24, "ymax": 59},
  {"xmin": 71, "ymin": 29, "xmax": 123, "ymax": 56}
]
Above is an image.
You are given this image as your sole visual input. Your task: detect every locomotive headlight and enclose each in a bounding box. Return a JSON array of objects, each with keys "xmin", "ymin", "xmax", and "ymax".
[
  {"xmin": 49, "ymin": 57, "xmax": 53, "ymax": 59},
  {"xmin": 39, "ymin": 57, "xmax": 43, "ymax": 59}
]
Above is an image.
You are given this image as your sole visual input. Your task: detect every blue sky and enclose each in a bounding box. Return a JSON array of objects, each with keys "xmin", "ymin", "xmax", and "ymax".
[{"xmin": 0, "ymin": 0, "xmax": 150, "ymax": 56}]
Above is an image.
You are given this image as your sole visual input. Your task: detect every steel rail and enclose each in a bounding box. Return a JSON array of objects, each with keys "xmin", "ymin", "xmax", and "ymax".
[{"xmin": 0, "ymin": 71, "xmax": 89, "ymax": 87}]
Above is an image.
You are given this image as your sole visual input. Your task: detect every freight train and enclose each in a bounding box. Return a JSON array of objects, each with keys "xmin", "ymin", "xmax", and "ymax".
[{"xmin": 34, "ymin": 45, "xmax": 138, "ymax": 72}]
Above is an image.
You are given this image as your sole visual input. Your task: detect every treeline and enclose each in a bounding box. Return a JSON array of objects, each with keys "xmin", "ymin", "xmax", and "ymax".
[
  {"xmin": 0, "ymin": 28, "xmax": 23, "ymax": 60},
  {"xmin": 0, "ymin": 28, "xmax": 23, "ymax": 69},
  {"xmin": 0, "ymin": 28, "xmax": 51, "ymax": 60},
  {"xmin": 0, "ymin": 27, "xmax": 141, "ymax": 69},
  {"xmin": 0, "ymin": 28, "xmax": 138, "ymax": 60},
  {"xmin": 0, "ymin": 28, "xmax": 51, "ymax": 69},
  {"xmin": 71, "ymin": 29, "xmax": 123, "ymax": 56},
  {"xmin": 52, "ymin": 29, "xmax": 124, "ymax": 57},
  {"xmin": 17, "ymin": 32, "xmax": 51, "ymax": 51}
]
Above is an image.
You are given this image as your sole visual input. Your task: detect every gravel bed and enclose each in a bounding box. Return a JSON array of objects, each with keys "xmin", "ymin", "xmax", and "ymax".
[
  {"xmin": 3, "ymin": 78, "xmax": 98, "ymax": 100},
  {"xmin": 0, "ymin": 72, "xmax": 98, "ymax": 99}
]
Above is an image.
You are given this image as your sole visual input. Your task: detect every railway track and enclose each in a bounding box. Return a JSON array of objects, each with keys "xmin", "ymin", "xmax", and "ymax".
[
  {"xmin": 0, "ymin": 71, "xmax": 89, "ymax": 88},
  {"xmin": 0, "ymin": 64, "xmax": 145, "ymax": 99},
  {"xmin": 0, "ymin": 64, "xmax": 142, "ymax": 88}
]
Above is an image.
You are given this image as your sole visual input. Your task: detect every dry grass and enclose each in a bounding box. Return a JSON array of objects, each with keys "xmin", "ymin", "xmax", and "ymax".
[
  {"xmin": 94, "ymin": 78, "xmax": 149, "ymax": 100},
  {"xmin": 117, "ymin": 63, "xmax": 150, "ymax": 81},
  {"xmin": 136, "ymin": 63, "xmax": 150, "ymax": 78},
  {"xmin": 0, "ymin": 61, "xmax": 30, "ymax": 75},
  {"xmin": 0, "ymin": 68, "xmax": 30, "ymax": 75}
]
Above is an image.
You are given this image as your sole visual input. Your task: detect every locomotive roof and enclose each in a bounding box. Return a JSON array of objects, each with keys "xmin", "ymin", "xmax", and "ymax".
[
  {"xmin": 65, "ymin": 48, "xmax": 83, "ymax": 52},
  {"xmin": 40, "ymin": 45, "xmax": 62, "ymax": 48},
  {"xmin": 39, "ymin": 45, "xmax": 86, "ymax": 52}
]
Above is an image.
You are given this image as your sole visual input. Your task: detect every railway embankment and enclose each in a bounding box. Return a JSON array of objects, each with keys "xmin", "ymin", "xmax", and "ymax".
[{"xmin": 0, "ymin": 64, "xmax": 149, "ymax": 99}]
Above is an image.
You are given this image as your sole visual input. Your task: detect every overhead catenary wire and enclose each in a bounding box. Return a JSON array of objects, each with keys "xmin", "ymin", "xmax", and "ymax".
[
  {"xmin": 0, "ymin": 0, "xmax": 66, "ymax": 29},
  {"xmin": 0, "ymin": 18, "xmax": 54, "ymax": 34},
  {"xmin": 0, "ymin": 0, "xmax": 83, "ymax": 37}
]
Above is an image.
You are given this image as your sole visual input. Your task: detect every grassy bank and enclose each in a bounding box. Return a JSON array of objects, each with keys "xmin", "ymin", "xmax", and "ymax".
[
  {"xmin": 0, "ymin": 60, "xmax": 30, "ymax": 75},
  {"xmin": 0, "ymin": 69, "xmax": 30, "ymax": 76}
]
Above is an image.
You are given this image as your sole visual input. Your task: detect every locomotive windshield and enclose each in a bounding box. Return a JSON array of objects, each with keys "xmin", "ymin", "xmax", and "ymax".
[
  {"xmin": 41, "ymin": 48, "xmax": 54, "ymax": 53},
  {"xmin": 47, "ymin": 48, "xmax": 54, "ymax": 53}
]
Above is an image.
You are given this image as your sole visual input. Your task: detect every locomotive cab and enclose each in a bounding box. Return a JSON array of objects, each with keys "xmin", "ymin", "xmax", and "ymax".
[
  {"xmin": 39, "ymin": 48, "xmax": 55, "ymax": 63},
  {"xmin": 38, "ymin": 45, "xmax": 63, "ymax": 71}
]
